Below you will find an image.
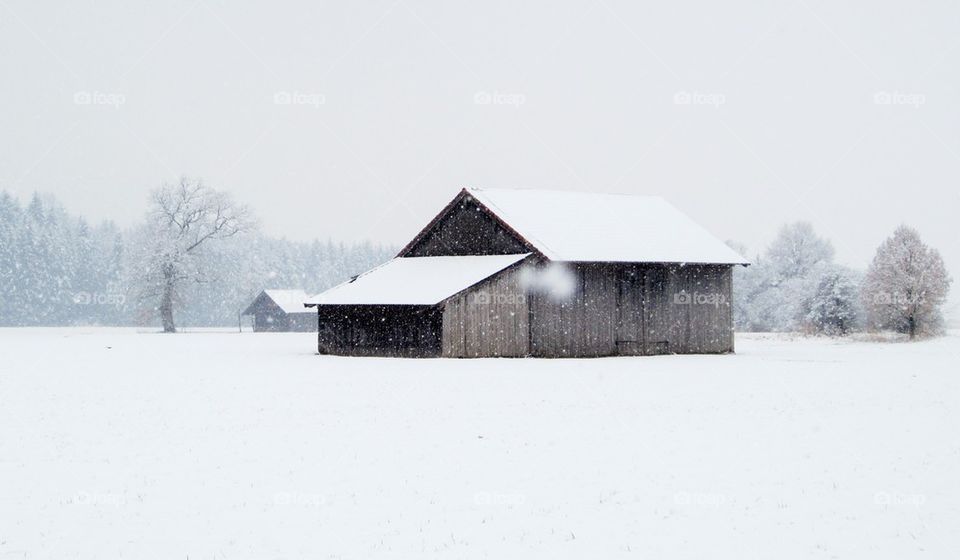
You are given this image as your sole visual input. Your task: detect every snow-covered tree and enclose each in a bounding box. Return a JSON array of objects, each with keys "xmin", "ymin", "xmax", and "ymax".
[
  {"xmin": 861, "ymin": 225, "xmax": 951, "ymax": 338},
  {"xmin": 731, "ymin": 223, "xmax": 840, "ymax": 332},
  {"xmin": 131, "ymin": 178, "xmax": 256, "ymax": 332},
  {"xmin": 799, "ymin": 266, "xmax": 862, "ymax": 335},
  {"xmin": 0, "ymin": 192, "xmax": 21, "ymax": 323},
  {"xmin": 766, "ymin": 222, "xmax": 834, "ymax": 279}
]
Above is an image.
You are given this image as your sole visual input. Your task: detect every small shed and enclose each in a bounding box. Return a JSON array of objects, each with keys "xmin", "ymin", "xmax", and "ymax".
[
  {"xmin": 306, "ymin": 188, "xmax": 749, "ymax": 357},
  {"xmin": 242, "ymin": 289, "xmax": 316, "ymax": 332}
]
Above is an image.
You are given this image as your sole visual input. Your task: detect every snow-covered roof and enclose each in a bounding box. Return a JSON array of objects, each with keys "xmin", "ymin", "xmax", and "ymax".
[
  {"xmin": 464, "ymin": 188, "xmax": 749, "ymax": 265},
  {"xmin": 305, "ymin": 254, "xmax": 529, "ymax": 306},
  {"xmin": 260, "ymin": 289, "xmax": 312, "ymax": 314}
]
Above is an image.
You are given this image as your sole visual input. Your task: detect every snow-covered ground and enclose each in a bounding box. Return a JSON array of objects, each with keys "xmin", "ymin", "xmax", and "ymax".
[{"xmin": 2, "ymin": 328, "xmax": 958, "ymax": 559}]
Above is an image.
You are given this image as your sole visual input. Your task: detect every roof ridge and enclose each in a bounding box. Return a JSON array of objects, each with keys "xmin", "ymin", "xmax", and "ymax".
[{"xmin": 466, "ymin": 186, "xmax": 665, "ymax": 199}]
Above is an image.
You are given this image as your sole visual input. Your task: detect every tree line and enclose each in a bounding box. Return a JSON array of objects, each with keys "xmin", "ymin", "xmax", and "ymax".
[
  {"xmin": 0, "ymin": 183, "xmax": 394, "ymax": 329},
  {"xmin": 730, "ymin": 222, "xmax": 952, "ymax": 339},
  {"xmin": 1, "ymin": 180, "xmax": 952, "ymax": 337}
]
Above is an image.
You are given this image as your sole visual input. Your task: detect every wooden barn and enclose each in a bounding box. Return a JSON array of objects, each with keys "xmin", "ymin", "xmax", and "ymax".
[
  {"xmin": 242, "ymin": 289, "xmax": 316, "ymax": 332},
  {"xmin": 305, "ymin": 188, "xmax": 749, "ymax": 357}
]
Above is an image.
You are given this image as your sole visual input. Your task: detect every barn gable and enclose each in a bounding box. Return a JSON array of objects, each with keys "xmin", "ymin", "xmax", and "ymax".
[
  {"xmin": 241, "ymin": 291, "xmax": 283, "ymax": 317},
  {"xmin": 398, "ymin": 191, "xmax": 536, "ymax": 257}
]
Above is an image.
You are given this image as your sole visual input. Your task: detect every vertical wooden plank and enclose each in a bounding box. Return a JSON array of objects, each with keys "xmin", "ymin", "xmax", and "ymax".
[{"xmin": 441, "ymin": 265, "xmax": 530, "ymax": 358}]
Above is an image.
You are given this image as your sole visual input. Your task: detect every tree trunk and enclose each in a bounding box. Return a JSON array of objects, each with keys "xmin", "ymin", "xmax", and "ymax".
[
  {"xmin": 908, "ymin": 315, "xmax": 916, "ymax": 339},
  {"xmin": 160, "ymin": 265, "xmax": 176, "ymax": 333}
]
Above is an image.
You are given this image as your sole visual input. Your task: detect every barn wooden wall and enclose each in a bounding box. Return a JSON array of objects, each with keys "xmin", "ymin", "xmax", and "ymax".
[
  {"xmin": 528, "ymin": 264, "xmax": 619, "ymax": 357},
  {"xmin": 246, "ymin": 295, "xmax": 287, "ymax": 332},
  {"xmin": 441, "ymin": 265, "xmax": 530, "ymax": 357},
  {"xmin": 527, "ymin": 263, "xmax": 734, "ymax": 357},
  {"xmin": 248, "ymin": 304, "xmax": 315, "ymax": 332},
  {"xmin": 251, "ymin": 311, "xmax": 288, "ymax": 332},
  {"xmin": 312, "ymin": 263, "xmax": 734, "ymax": 358},
  {"xmin": 286, "ymin": 313, "xmax": 318, "ymax": 332},
  {"xmin": 640, "ymin": 264, "xmax": 734, "ymax": 355},
  {"xmin": 317, "ymin": 305, "xmax": 443, "ymax": 357}
]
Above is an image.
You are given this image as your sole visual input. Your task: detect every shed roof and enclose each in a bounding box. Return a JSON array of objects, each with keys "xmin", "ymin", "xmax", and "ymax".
[
  {"xmin": 305, "ymin": 254, "xmax": 529, "ymax": 306},
  {"xmin": 461, "ymin": 188, "xmax": 749, "ymax": 265},
  {"xmin": 243, "ymin": 289, "xmax": 312, "ymax": 315}
]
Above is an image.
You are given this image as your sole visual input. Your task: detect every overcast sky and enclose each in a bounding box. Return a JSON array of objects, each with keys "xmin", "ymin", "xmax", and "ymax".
[{"xmin": 1, "ymin": 0, "xmax": 957, "ymax": 301}]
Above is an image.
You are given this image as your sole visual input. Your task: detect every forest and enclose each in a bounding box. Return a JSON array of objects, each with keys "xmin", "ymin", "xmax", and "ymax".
[{"xmin": 0, "ymin": 190, "xmax": 394, "ymax": 327}]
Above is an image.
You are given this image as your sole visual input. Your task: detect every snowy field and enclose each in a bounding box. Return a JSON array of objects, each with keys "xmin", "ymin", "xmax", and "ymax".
[{"xmin": 2, "ymin": 328, "xmax": 958, "ymax": 559}]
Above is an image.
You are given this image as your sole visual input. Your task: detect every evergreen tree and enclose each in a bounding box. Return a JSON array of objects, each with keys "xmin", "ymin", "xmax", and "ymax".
[{"xmin": 799, "ymin": 267, "xmax": 862, "ymax": 335}]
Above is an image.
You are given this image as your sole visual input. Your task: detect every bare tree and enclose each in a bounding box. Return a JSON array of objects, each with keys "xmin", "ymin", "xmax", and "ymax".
[
  {"xmin": 765, "ymin": 222, "xmax": 835, "ymax": 280},
  {"xmin": 861, "ymin": 225, "xmax": 951, "ymax": 339},
  {"xmin": 133, "ymin": 178, "xmax": 255, "ymax": 332}
]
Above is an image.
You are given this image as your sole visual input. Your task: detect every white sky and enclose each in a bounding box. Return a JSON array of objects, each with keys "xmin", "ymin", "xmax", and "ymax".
[{"xmin": 1, "ymin": 0, "xmax": 958, "ymax": 310}]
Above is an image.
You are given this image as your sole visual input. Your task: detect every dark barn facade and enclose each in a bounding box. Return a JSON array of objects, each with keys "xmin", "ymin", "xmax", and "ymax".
[
  {"xmin": 242, "ymin": 289, "xmax": 316, "ymax": 332},
  {"xmin": 306, "ymin": 188, "xmax": 748, "ymax": 357}
]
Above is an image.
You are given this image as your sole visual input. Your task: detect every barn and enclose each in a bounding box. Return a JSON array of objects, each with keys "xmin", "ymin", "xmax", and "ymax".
[
  {"xmin": 242, "ymin": 289, "xmax": 316, "ymax": 332},
  {"xmin": 305, "ymin": 188, "xmax": 749, "ymax": 357}
]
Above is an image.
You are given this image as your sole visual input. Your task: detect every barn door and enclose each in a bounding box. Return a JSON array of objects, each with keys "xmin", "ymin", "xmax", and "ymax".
[
  {"xmin": 616, "ymin": 266, "xmax": 644, "ymax": 355},
  {"xmin": 642, "ymin": 267, "xmax": 671, "ymax": 355}
]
